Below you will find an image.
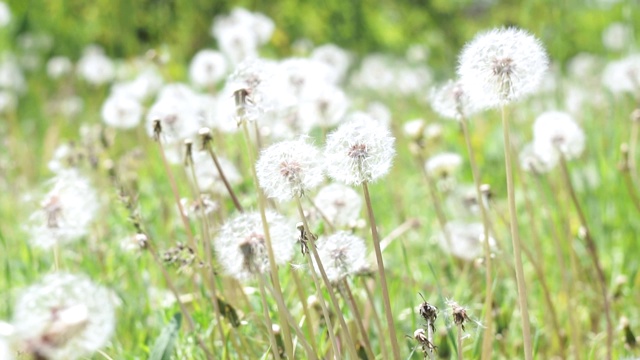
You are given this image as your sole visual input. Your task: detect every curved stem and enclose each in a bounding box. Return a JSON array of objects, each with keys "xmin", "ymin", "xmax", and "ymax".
[
  {"xmin": 204, "ymin": 141, "xmax": 244, "ymax": 213},
  {"xmin": 500, "ymin": 105, "xmax": 533, "ymax": 360}
]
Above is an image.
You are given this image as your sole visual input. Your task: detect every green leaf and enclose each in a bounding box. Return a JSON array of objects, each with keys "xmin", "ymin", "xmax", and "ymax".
[{"xmin": 149, "ymin": 312, "xmax": 182, "ymax": 360}]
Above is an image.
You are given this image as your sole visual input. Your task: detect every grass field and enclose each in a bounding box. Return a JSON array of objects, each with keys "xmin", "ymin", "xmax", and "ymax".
[{"xmin": 1, "ymin": 1, "xmax": 640, "ymax": 359}]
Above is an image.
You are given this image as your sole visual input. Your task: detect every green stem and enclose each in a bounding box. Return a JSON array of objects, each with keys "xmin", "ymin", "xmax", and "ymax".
[{"xmin": 257, "ymin": 274, "xmax": 283, "ymax": 360}]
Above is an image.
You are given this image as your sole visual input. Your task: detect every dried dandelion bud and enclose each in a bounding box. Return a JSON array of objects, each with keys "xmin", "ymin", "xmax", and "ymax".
[
  {"xmin": 12, "ymin": 273, "xmax": 116, "ymax": 360},
  {"xmin": 213, "ymin": 211, "xmax": 295, "ymax": 281},
  {"xmin": 256, "ymin": 138, "xmax": 324, "ymax": 202},
  {"xmin": 313, "ymin": 231, "xmax": 368, "ymax": 283},
  {"xmin": 457, "ymin": 27, "xmax": 548, "ymax": 109},
  {"xmin": 324, "ymin": 114, "xmax": 395, "ymax": 185},
  {"xmin": 532, "ymin": 111, "xmax": 585, "ymax": 165},
  {"xmin": 447, "ymin": 300, "xmax": 470, "ymax": 330},
  {"xmin": 313, "ymin": 183, "xmax": 362, "ymax": 228}
]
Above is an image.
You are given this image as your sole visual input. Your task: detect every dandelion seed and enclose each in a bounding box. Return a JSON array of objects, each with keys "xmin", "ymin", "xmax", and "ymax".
[
  {"xmin": 312, "ymin": 231, "xmax": 368, "ymax": 283},
  {"xmin": 457, "ymin": 27, "xmax": 549, "ymax": 109},
  {"xmin": 26, "ymin": 170, "xmax": 99, "ymax": 250},
  {"xmin": 213, "ymin": 211, "xmax": 295, "ymax": 281},
  {"xmin": 313, "ymin": 183, "xmax": 362, "ymax": 228},
  {"xmin": 256, "ymin": 138, "xmax": 324, "ymax": 202},
  {"xmin": 532, "ymin": 110, "xmax": 585, "ymax": 166},
  {"xmin": 325, "ymin": 114, "xmax": 395, "ymax": 185},
  {"xmin": 11, "ymin": 273, "xmax": 116, "ymax": 360}
]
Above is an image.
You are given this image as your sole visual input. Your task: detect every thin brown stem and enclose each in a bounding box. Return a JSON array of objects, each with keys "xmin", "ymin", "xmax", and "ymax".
[
  {"xmin": 460, "ymin": 117, "xmax": 494, "ymax": 360},
  {"xmin": 361, "ymin": 277, "xmax": 389, "ymax": 360},
  {"xmin": 291, "ymin": 269, "xmax": 319, "ymax": 351},
  {"xmin": 457, "ymin": 323, "xmax": 463, "ymax": 360},
  {"xmin": 340, "ymin": 279, "xmax": 376, "ymax": 360},
  {"xmin": 558, "ymin": 154, "xmax": 613, "ymax": 360},
  {"xmin": 202, "ymin": 130, "xmax": 244, "ymax": 213},
  {"xmin": 415, "ymin": 151, "xmax": 452, "ymax": 248},
  {"xmin": 295, "ymin": 198, "xmax": 359, "ymax": 359},
  {"xmin": 500, "ymin": 105, "xmax": 533, "ymax": 360},
  {"xmin": 362, "ymin": 181, "xmax": 401, "ymax": 360}
]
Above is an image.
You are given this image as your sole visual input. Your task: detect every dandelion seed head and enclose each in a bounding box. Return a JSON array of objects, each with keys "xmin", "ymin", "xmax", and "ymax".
[
  {"xmin": 46, "ymin": 56, "xmax": 73, "ymax": 80},
  {"xmin": 429, "ymin": 79, "xmax": 477, "ymax": 120},
  {"xmin": 519, "ymin": 142, "xmax": 556, "ymax": 173},
  {"xmin": 425, "ymin": 152, "xmax": 463, "ymax": 179},
  {"xmin": 436, "ymin": 221, "xmax": 495, "ymax": 261},
  {"xmin": 310, "ymin": 43, "xmax": 352, "ymax": 84},
  {"xmin": 256, "ymin": 138, "xmax": 324, "ymax": 202},
  {"xmin": 313, "ymin": 183, "xmax": 362, "ymax": 228},
  {"xmin": 602, "ymin": 54, "xmax": 640, "ymax": 94},
  {"xmin": 313, "ymin": 231, "xmax": 368, "ymax": 283},
  {"xmin": 325, "ymin": 114, "xmax": 395, "ymax": 185},
  {"xmin": 101, "ymin": 95, "xmax": 142, "ymax": 129},
  {"xmin": 532, "ymin": 111, "xmax": 585, "ymax": 164},
  {"xmin": 77, "ymin": 46, "xmax": 115, "ymax": 86},
  {"xmin": 189, "ymin": 49, "xmax": 228, "ymax": 88},
  {"xmin": 213, "ymin": 211, "xmax": 295, "ymax": 281},
  {"xmin": 12, "ymin": 273, "xmax": 116, "ymax": 360},
  {"xmin": 457, "ymin": 27, "xmax": 549, "ymax": 109}
]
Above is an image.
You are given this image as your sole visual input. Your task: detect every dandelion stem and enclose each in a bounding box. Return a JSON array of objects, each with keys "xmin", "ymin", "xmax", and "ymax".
[
  {"xmin": 426, "ymin": 319, "xmax": 435, "ymax": 360},
  {"xmin": 256, "ymin": 273, "xmax": 283, "ymax": 360},
  {"xmin": 500, "ymin": 105, "xmax": 533, "ymax": 360},
  {"xmin": 558, "ymin": 154, "xmax": 613, "ymax": 360},
  {"xmin": 53, "ymin": 243, "xmax": 60, "ymax": 271},
  {"xmin": 295, "ymin": 198, "xmax": 360, "ymax": 360},
  {"xmin": 240, "ymin": 122, "xmax": 295, "ymax": 359},
  {"xmin": 620, "ymin": 144, "xmax": 640, "ymax": 214},
  {"xmin": 457, "ymin": 323, "xmax": 463, "ymax": 360},
  {"xmin": 459, "ymin": 116, "xmax": 494, "ymax": 360},
  {"xmin": 290, "ymin": 269, "xmax": 319, "ymax": 351},
  {"xmin": 361, "ymin": 277, "xmax": 390, "ymax": 360},
  {"xmin": 340, "ymin": 279, "xmax": 376, "ymax": 360},
  {"xmin": 202, "ymin": 132, "xmax": 244, "ymax": 213},
  {"xmin": 414, "ymin": 151, "xmax": 452, "ymax": 249},
  {"xmin": 362, "ymin": 180, "xmax": 402, "ymax": 360}
]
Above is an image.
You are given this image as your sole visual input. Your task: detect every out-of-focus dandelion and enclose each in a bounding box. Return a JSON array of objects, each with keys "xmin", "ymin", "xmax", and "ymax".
[
  {"xmin": 256, "ymin": 138, "xmax": 324, "ymax": 202},
  {"xmin": 425, "ymin": 152, "xmax": 463, "ymax": 180},
  {"xmin": 435, "ymin": 221, "xmax": 496, "ymax": 261},
  {"xmin": 26, "ymin": 170, "xmax": 99, "ymax": 250},
  {"xmin": 11, "ymin": 273, "xmax": 116, "ymax": 360},
  {"xmin": 189, "ymin": 49, "xmax": 228, "ymax": 88},
  {"xmin": 313, "ymin": 183, "xmax": 362, "ymax": 228},
  {"xmin": 601, "ymin": 54, "xmax": 640, "ymax": 95},
  {"xmin": 213, "ymin": 211, "xmax": 295, "ymax": 281},
  {"xmin": 324, "ymin": 114, "xmax": 395, "ymax": 186},
  {"xmin": 310, "ymin": 43, "xmax": 352, "ymax": 84},
  {"xmin": 429, "ymin": 80, "xmax": 477, "ymax": 120},
  {"xmin": 101, "ymin": 95, "xmax": 143, "ymax": 129},
  {"xmin": 532, "ymin": 111, "xmax": 585, "ymax": 166},
  {"xmin": 46, "ymin": 56, "xmax": 73, "ymax": 80},
  {"xmin": 0, "ymin": 1, "xmax": 11, "ymax": 27},
  {"xmin": 312, "ymin": 231, "xmax": 368, "ymax": 283},
  {"xmin": 457, "ymin": 27, "xmax": 549, "ymax": 109},
  {"xmin": 76, "ymin": 46, "xmax": 115, "ymax": 86}
]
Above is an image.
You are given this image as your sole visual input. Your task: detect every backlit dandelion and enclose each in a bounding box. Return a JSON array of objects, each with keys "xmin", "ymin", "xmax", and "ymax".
[
  {"xmin": 11, "ymin": 273, "xmax": 116, "ymax": 360},
  {"xmin": 457, "ymin": 27, "xmax": 549, "ymax": 109},
  {"xmin": 313, "ymin": 183, "xmax": 362, "ymax": 228},
  {"xmin": 313, "ymin": 231, "xmax": 368, "ymax": 283},
  {"xmin": 532, "ymin": 110, "xmax": 585, "ymax": 165},
  {"xmin": 324, "ymin": 114, "xmax": 395, "ymax": 185}
]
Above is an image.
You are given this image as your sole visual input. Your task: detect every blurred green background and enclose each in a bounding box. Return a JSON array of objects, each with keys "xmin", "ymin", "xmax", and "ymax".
[{"xmin": 5, "ymin": 0, "xmax": 639, "ymax": 72}]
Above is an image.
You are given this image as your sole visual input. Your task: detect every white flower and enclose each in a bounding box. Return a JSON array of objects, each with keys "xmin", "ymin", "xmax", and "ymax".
[
  {"xmin": 425, "ymin": 152, "xmax": 463, "ymax": 178},
  {"xmin": 189, "ymin": 49, "xmax": 228, "ymax": 88},
  {"xmin": 256, "ymin": 138, "xmax": 324, "ymax": 202},
  {"xmin": 101, "ymin": 95, "xmax": 142, "ymax": 129},
  {"xmin": 310, "ymin": 44, "xmax": 352, "ymax": 84},
  {"xmin": 429, "ymin": 80, "xmax": 477, "ymax": 120},
  {"xmin": 314, "ymin": 231, "xmax": 368, "ymax": 283},
  {"xmin": 26, "ymin": 170, "xmax": 99, "ymax": 249},
  {"xmin": 436, "ymin": 221, "xmax": 495, "ymax": 261},
  {"xmin": 601, "ymin": 54, "xmax": 640, "ymax": 94},
  {"xmin": 190, "ymin": 149, "xmax": 242, "ymax": 195},
  {"xmin": 457, "ymin": 27, "xmax": 549, "ymax": 109},
  {"xmin": 532, "ymin": 111, "xmax": 585, "ymax": 165},
  {"xmin": 213, "ymin": 210, "xmax": 295, "ymax": 281},
  {"xmin": 77, "ymin": 46, "xmax": 115, "ymax": 86},
  {"xmin": 46, "ymin": 56, "xmax": 73, "ymax": 79},
  {"xmin": 325, "ymin": 114, "xmax": 395, "ymax": 185},
  {"xmin": 11, "ymin": 273, "xmax": 116, "ymax": 360},
  {"xmin": 313, "ymin": 183, "xmax": 362, "ymax": 228}
]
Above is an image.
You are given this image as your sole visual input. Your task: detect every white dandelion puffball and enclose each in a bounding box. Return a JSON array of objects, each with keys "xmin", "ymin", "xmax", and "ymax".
[
  {"xmin": 46, "ymin": 56, "xmax": 73, "ymax": 80},
  {"xmin": 429, "ymin": 80, "xmax": 477, "ymax": 120},
  {"xmin": 189, "ymin": 49, "xmax": 228, "ymax": 88},
  {"xmin": 213, "ymin": 211, "xmax": 295, "ymax": 281},
  {"xmin": 436, "ymin": 221, "xmax": 495, "ymax": 261},
  {"xmin": 313, "ymin": 183, "xmax": 362, "ymax": 228},
  {"xmin": 425, "ymin": 152, "xmax": 463, "ymax": 179},
  {"xmin": 76, "ymin": 46, "xmax": 115, "ymax": 86},
  {"xmin": 256, "ymin": 138, "xmax": 324, "ymax": 202},
  {"xmin": 11, "ymin": 273, "xmax": 115, "ymax": 360},
  {"xmin": 325, "ymin": 114, "xmax": 396, "ymax": 185},
  {"xmin": 101, "ymin": 94, "xmax": 142, "ymax": 129},
  {"xmin": 519, "ymin": 143, "xmax": 556, "ymax": 173},
  {"xmin": 601, "ymin": 54, "xmax": 640, "ymax": 95},
  {"xmin": 457, "ymin": 27, "xmax": 549, "ymax": 109},
  {"xmin": 26, "ymin": 170, "xmax": 99, "ymax": 250},
  {"xmin": 532, "ymin": 111, "xmax": 585, "ymax": 165},
  {"xmin": 314, "ymin": 231, "xmax": 368, "ymax": 283}
]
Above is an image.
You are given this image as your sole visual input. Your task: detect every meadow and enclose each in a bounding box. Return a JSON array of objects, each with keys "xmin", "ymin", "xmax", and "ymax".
[{"xmin": 0, "ymin": 1, "xmax": 639, "ymax": 359}]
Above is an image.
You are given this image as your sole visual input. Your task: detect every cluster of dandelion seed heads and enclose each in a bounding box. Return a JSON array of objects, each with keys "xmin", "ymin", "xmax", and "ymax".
[
  {"xmin": 324, "ymin": 115, "xmax": 395, "ymax": 185},
  {"xmin": 26, "ymin": 170, "xmax": 99, "ymax": 250},
  {"xmin": 313, "ymin": 231, "xmax": 368, "ymax": 283},
  {"xmin": 11, "ymin": 273, "xmax": 115, "ymax": 360},
  {"xmin": 256, "ymin": 138, "xmax": 324, "ymax": 202},
  {"xmin": 457, "ymin": 27, "xmax": 549, "ymax": 109},
  {"xmin": 532, "ymin": 110, "xmax": 585, "ymax": 166},
  {"xmin": 213, "ymin": 211, "xmax": 295, "ymax": 281}
]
